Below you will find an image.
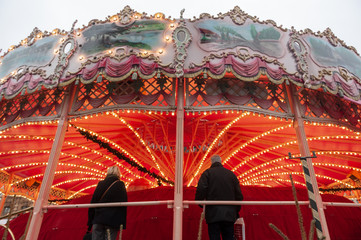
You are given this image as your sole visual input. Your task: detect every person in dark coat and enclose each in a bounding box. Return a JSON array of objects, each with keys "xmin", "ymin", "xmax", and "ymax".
[
  {"xmin": 195, "ymin": 154, "xmax": 243, "ymax": 240},
  {"xmin": 88, "ymin": 165, "xmax": 127, "ymax": 240}
]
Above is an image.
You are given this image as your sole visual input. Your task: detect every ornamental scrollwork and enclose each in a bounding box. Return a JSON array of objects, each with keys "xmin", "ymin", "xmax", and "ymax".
[
  {"xmin": 288, "ymin": 31, "xmax": 309, "ymax": 83},
  {"xmin": 118, "ymin": 5, "xmax": 136, "ymax": 25},
  {"xmin": 50, "ymin": 20, "xmax": 78, "ymax": 85},
  {"xmin": 227, "ymin": 6, "xmax": 248, "ymax": 25},
  {"xmin": 172, "ymin": 9, "xmax": 192, "ymax": 77}
]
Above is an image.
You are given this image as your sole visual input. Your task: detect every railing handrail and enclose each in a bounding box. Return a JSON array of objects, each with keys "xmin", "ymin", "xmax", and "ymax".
[
  {"xmin": 41, "ymin": 200, "xmax": 361, "ymax": 210},
  {"xmin": 44, "ymin": 200, "xmax": 174, "ymax": 210}
]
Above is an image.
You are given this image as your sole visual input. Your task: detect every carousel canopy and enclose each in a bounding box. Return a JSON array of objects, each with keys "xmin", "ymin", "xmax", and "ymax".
[{"xmin": 0, "ymin": 6, "xmax": 360, "ymax": 202}]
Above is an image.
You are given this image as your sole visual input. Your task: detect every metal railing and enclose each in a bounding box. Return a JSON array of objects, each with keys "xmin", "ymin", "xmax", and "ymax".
[{"xmin": 42, "ymin": 200, "xmax": 361, "ymax": 210}]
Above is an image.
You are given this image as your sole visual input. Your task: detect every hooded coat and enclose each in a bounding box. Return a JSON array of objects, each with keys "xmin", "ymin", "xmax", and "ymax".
[
  {"xmin": 88, "ymin": 174, "xmax": 127, "ymax": 229},
  {"xmin": 195, "ymin": 162, "xmax": 243, "ymax": 224}
]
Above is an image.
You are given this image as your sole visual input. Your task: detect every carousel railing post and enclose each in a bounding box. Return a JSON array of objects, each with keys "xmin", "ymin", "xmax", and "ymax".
[
  {"xmin": 25, "ymin": 85, "xmax": 76, "ymax": 240},
  {"xmin": 173, "ymin": 77, "xmax": 184, "ymax": 240},
  {"xmin": 285, "ymin": 83, "xmax": 330, "ymax": 240}
]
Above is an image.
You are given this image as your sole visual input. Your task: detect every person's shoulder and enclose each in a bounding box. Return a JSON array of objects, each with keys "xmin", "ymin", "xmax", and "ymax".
[
  {"xmin": 96, "ymin": 179, "xmax": 106, "ymax": 186},
  {"xmin": 223, "ymin": 167, "xmax": 238, "ymax": 177},
  {"xmin": 117, "ymin": 179, "xmax": 125, "ymax": 185}
]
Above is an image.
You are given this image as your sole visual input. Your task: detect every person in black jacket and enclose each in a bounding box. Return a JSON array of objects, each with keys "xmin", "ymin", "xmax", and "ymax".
[
  {"xmin": 195, "ymin": 154, "xmax": 243, "ymax": 240},
  {"xmin": 87, "ymin": 165, "xmax": 127, "ymax": 240}
]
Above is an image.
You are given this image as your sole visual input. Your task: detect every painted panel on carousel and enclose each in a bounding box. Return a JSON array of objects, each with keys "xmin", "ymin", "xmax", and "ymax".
[
  {"xmin": 305, "ymin": 36, "xmax": 361, "ymax": 80},
  {"xmin": 195, "ymin": 19, "xmax": 285, "ymax": 58},
  {"xmin": 78, "ymin": 20, "xmax": 166, "ymax": 56},
  {"xmin": 0, "ymin": 36, "xmax": 62, "ymax": 80}
]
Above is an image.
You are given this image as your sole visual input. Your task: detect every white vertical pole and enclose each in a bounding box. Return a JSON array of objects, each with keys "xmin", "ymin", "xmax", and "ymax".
[
  {"xmin": 25, "ymin": 85, "xmax": 75, "ymax": 240},
  {"xmin": 173, "ymin": 77, "xmax": 184, "ymax": 240},
  {"xmin": 285, "ymin": 83, "xmax": 330, "ymax": 240}
]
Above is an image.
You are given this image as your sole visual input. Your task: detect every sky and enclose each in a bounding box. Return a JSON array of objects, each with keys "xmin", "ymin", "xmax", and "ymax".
[{"xmin": 0, "ymin": 0, "xmax": 360, "ymax": 55}]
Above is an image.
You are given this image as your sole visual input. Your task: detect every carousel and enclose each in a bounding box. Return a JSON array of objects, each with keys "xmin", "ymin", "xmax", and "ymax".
[{"xmin": 0, "ymin": 6, "xmax": 361, "ymax": 240}]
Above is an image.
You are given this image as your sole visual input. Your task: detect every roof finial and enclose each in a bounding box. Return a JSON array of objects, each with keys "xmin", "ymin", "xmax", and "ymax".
[
  {"xmin": 180, "ymin": 9, "xmax": 185, "ymax": 20},
  {"xmin": 70, "ymin": 20, "xmax": 78, "ymax": 35}
]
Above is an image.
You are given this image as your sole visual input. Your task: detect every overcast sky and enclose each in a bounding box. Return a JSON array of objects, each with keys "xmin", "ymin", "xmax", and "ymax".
[{"xmin": 0, "ymin": 0, "xmax": 360, "ymax": 55}]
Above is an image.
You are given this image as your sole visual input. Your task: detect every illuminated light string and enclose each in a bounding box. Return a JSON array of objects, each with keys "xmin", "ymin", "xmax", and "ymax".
[
  {"xmin": 245, "ymin": 171, "xmax": 354, "ymax": 188},
  {"xmin": 69, "ymin": 120, "xmax": 144, "ymax": 167},
  {"xmin": 70, "ymin": 123, "xmax": 174, "ymax": 185},
  {"xmin": 0, "ymin": 134, "xmax": 141, "ymax": 179},
  {"xmin": 0, "ymin": 162, "xmax": 104, "ymax": 176},
  {"xmin": 223, "ymin": 123, "xmax": 293, "ymax": 165},
  {"xmin": 71, "ymin": 111, "xmax": 171, "ymax": 179},
  {"xmin": 68, "ymin": 120, "xmax": 146, "ymax": 180},
  {"xmin": 69, "ymin": 119, "xmax": 158, "ymax": 183},
  {"xmin": 64, "ymin": 132, "xmax": 142, "ymax": 179},
  {"xmin": 187, "ymin": 111, "xmax": 251, "ymax": 187},
  {"xmin": 231, "ymin": 140, "xmax": 298, "ymax": 172},
  {"xmin": 238, "ymin": 156, "xmax": 294, "ymax": 179},
  {"xmin": 238, "ymin": 150, "xmax": 361, "ymax": 180},
  {"xmin": 68, "ymin": 184, "xmax": 97, "ymax": 199},
  {"xmin": 231, "ymin": 135, "xmax": 361, "ymax": 173},
  {"xmin": 250, "ymin": 183, "xmax": 272, "ymax": 188},
  {"xmin": 10, "ymin": 171, "xmax": 106, "ymax": 187},
  {"xmin": 244, "ymin": 177, "xmax": 307, "ymax": 188},
  {"xmin": 0, "ymin": 149, "xmax": 105, "ymax": 168},
  {"xmin": 240, "ymin": 162, "xmax": 361, "ymax": 184},
  {"xmin": 241, "ymin": 163, "xmax": 302, "ymax": 182},
  {"xmin": 111, "ymin": 112, "xmax": 167, "ymax": 178},
  {"xmin": 186, "ymin": 113, "xmax": 361, "ymax": 187},
  {"xmin": 52, "ymin": 178, "xmax": 103, "ymax": 188},
  {"xmin": 225, "ymin": 122, "xmax": 360, "ymax": 171},
  {"xmin": 0, "ymin": 120, "xmax": 60, "ymax": 136},
  {"xmin": 0, "ymin": 115, "xmax": 164, "ymax": 187},
  {"xmin": 304, "ymin": 121, "xmax": 361, "ymax": 135}
]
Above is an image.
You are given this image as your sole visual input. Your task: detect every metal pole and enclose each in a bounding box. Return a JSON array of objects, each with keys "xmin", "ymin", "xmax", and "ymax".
[
  {"xmin": 25, "ymin": 85, "xmax": 75, "ymax": 240},
  {"xmin": 285, "ymin": 83, "xmax": 330, "ymax": 240},
  {"xmin": 173, "ymin": 77, "xmax": 184, "ymax": 240}
]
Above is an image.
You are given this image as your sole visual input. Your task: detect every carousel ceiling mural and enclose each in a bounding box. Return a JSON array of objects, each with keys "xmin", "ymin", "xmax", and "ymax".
[{"xmin": 0, "ymin": 6, "xmax": 360, "ymax": 203}]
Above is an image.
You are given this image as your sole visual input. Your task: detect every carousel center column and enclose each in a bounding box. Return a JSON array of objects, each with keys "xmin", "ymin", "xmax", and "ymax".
[{"xmin": 172, "ymin": 10, "xmax": 192, "ymax": 240}]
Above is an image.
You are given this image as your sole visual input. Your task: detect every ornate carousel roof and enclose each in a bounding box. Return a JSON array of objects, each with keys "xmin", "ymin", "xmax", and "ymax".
[{"xmin": 0, "ymin": 6, "xmax": 361, "ymax": 202}]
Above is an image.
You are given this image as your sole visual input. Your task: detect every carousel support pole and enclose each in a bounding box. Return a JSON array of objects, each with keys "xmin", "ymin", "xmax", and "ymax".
[
  {"xmin": 173, "ymin": 77, "xmax": 184, "ymax": 240},
  {"xmin": 25, "ymin": 85, "xmax": 76, "ymax": 240},
  {"xmin": 285, "ymin": 83, "xmax": 330, "ymax": 240}
]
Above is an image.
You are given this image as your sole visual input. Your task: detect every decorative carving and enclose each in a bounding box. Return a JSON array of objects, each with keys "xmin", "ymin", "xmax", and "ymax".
[
  {"xmin": 190, "ymin": 6, "xmax": 288, "ymax": 33},
  {"xmin": 323, "ymin": 27, "xmax": 339, "ymax": 47},
  {"xmin": 198, "ymin": 13, "xmax": 212, "ymax": 20},
  {"xmin": 172, "ymin": 9, "xmax": 192, "ymax": 77},
  {"xmin": 288, "ymin": 31, "xmax": 309, "ymax": 83},
  {"xmin": 26, "ymin": 27, "xmax": 43, "ymax": 47},
  {"xmin": 118, "ymin": 5, "xmax": 136, "ymax": 25},
  {"xmin": 228, "ymin": 6, "xmax": 248, "ymax": 25},
  {"xmin": 50, "ymin": 21, "xmax": 78, "ymax": 84},
  {"xmin": 337, "ymin": 66, "xmax": 359, "ymax": 85}
]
